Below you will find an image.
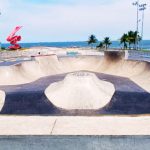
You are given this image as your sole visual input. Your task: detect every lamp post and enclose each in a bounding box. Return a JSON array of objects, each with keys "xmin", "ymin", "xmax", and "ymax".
[
  {"xmin": 139, "ymin": 3, "xmax": 147, "ymax": 48},
  {"xmin": 132, "ymin": 0, "xmax": 140, "ymax": 50},
  {"xmin": 0, "ymin": 11, "xmax": 1, "ymax": 50}
]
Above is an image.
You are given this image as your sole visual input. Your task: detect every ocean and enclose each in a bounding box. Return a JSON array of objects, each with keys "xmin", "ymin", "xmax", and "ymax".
[{"xmin": 1, "ymin": 40, "xmax": 150, "ymax": 50}]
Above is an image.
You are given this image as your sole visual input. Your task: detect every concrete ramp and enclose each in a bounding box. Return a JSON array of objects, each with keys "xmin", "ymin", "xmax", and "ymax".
[
  {"xmin": 0, "ymin": 90, "xmax": 5, "ymax": 111},
  {"xmin": 1, "ymin": 50, "xmax": 150, "ymax": 139},
  {"xmin": 45, "ymin": 72, "xmax": 115, "ymax": 110},
  {"xmin": 0, "ymin": 72, "xmax": 150, "ymax": 115},
  {"xmin": 0, "ymin": 51, "xmax": 150, "ymax": 92},
  {"xmin": 0, "ymin": 51, "xmax": 150, "ymax": 115}
]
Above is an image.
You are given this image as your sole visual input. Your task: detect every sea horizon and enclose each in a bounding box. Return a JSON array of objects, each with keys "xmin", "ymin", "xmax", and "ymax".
[{"xmin": 1, "ymin": 40, "xmax": 150, "ymax": 50}]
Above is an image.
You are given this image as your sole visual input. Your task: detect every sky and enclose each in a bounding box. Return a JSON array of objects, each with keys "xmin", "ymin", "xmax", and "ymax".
[{"xmin": 0, "ymin": 0, "xmax": 150, "ymax": 43}]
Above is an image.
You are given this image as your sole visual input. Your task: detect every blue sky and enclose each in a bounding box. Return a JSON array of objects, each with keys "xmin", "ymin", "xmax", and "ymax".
[{"xmin": 0, "ymin": 0, "xmax": 150, "ymax": 43}]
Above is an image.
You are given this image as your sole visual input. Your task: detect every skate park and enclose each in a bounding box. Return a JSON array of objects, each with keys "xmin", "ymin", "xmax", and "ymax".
[
  {"xmin": 1, "ymin": 0, "xmax": 150, "ymax": 148},
  {"xmin": 1, "ymin": 49, "xmax": 150, "ymax": 149},
  {"xmin": 1, "ymin": 50, "xmax": 150, "ymax": 115}
]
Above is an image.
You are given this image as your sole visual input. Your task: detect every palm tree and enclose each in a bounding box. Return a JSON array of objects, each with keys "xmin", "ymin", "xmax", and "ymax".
[
  {"xmin": 96, "ymin": 42, "xmax": 104, "ymax": 50},
  {"xmin": 127, "ymin": 31, "xmax": 142, "ymax": 49},
  {"xmin": 103, "ymin": 37, "xmax": 112, "ymax": 50},
  {"xmin": 127, "ymin": 31, "xmax": 135, "ymax": 49},
  {"xmin": 133, "ymin": 31, "xmax": 142, "ymax": 49},
  {"xmin": 87, "ymin": 35, "xmax": 97, "ymax": 48},
  {"xmin": 133, "ymin": 31, "xmax": 138, "ymax": 45},
  {"xmin": 120, "ymin": 33, "xmax": 128, "ymax": 49}
]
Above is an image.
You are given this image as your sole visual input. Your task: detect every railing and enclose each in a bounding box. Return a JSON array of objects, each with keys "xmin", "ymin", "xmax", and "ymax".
[
  {"xmin": 128, "ymin": 50, "xmax": 150, "ymax": 58},
  {"xmin": 126, "ymin": 50, "xmax": 150, "ymax": 62}
]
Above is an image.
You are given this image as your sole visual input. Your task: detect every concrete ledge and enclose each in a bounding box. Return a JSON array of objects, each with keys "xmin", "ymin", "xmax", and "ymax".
[
  {"xmin": 0, "ymin": 116, "xmax": 57, "ymax": 135},
  {"xmin": 0, "ymin": 116, "xmax": 150, "ymax": 135},
  {"xmin": 0, "ymin": 136, "xmax": 150, "ymax": 150}
]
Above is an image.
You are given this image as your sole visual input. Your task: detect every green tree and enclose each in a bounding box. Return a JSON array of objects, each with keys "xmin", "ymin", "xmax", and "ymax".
[
  {"xmin": 133, "ymin": 31, "xmax": 142, "ymax": 49},
  {"xmin": 96, "ymin": 42, "xmax": 104, "ymax": 50},
  {"xmin": 120, "ymin": 33, "xmax": 128, "ymax": 49},
  {"xmin": 87, "ymin": 35, "xmax": 97, "ymax": 48},
  {"xmin": 127, "ymin": 31, "xmax": 135, "ymax": 49},
  {"xmin": 126, "ymin": 31, "xmax": 142, "ymax": 49},
  {"xmin": 103, "ymin": 37, "xmax": 112, "ymax": 50}
]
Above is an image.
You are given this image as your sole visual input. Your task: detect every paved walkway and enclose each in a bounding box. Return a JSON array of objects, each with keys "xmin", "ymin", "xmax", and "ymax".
[{"xmin": 0, "ymin": 116, "xmax": 150, "ymax": 135}]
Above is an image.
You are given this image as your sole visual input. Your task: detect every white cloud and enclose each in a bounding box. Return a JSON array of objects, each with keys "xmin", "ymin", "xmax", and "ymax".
[{"xmin": 0, "ymin": 0, "xmax": 150, "ymax": 43}]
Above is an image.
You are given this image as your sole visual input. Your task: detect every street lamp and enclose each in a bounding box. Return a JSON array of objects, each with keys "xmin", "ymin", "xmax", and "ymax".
[
  {"xmin": 132, "ymin": 0, "xmax": 140, "ymax": 50},
  {"xmin": 0, "ymin": 10, "xmax": 1, "ymax": 50},
  {"xmin": 139, "ymin": 3, "xmax": 147, "ymax": 47}
]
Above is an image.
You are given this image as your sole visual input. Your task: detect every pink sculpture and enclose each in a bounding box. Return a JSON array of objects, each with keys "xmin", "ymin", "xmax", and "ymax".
[{"xmin": 7, "ymin": 26, "xmax": 22, "ymax": 50}]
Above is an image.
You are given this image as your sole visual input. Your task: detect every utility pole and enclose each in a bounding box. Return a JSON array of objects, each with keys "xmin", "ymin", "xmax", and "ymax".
[
  {"xmin": 132, "ymin": 0, "xmax": 140, "ymax": 50},
  {"xmin": 0, "ymin": 10, "xmax": 1, "ymax": 50},
  {"xmin": 139, "ymin": 3, "xmax": 147, "ymax": 48}
]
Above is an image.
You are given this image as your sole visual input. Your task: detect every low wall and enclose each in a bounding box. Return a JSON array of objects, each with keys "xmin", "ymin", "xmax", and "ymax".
[
  {"xmin": 0, "ymin": 48, "xmax": 55, "ymax": 59},
  {"xmin": 0, "ymin": 136, "xmax": 150, "ymax": 150},
  {"xmin": 128, "ymin": 50, "xmax": 150, "ymax": 59},
  {"xmin": 0, "ymin": 47, "xmax": 104, "ymax": 59},
  {"xmin": 104, "ymin": 51, "xmax": 125, "ymax": 61}
]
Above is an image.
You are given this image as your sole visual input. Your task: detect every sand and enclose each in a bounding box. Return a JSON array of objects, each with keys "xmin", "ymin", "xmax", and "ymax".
[{"xmin": 45, "ymin": 72, "xmax": 115, "ymax": 109}]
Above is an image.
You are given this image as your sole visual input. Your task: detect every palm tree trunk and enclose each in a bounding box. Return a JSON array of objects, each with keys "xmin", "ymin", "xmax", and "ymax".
[
  {"xmin": 123, "ymin": 42, "xmax": 125, "ymax": 49},
  {"xmin": 129, "ymin": 43, "xmax": 131, "ymax": 49}
]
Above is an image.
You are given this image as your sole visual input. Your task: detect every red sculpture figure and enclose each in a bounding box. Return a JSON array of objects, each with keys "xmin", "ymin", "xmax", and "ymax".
[{"xmin": 7, "ymin": 26, "xmax": 22, "ymax": 50}]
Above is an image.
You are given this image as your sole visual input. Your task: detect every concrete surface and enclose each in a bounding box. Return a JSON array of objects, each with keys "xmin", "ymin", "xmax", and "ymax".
[
  {"xmin": 45, "ymin": 72, "xmax": 115, "ymax": 109},
  {"xmin": 0, "ymin": 91, "xmax": 5, "ymax": 111},
  {"xmin": 0, "ymin": 72, "xmax": 150, "ymax": 115},
  {"xmin": 0, "ymin": 50, "xmax": 150, "ymax": 138},
  {"xmin": 1, "ymin": 116, "xmax": 150, "ymax": 135},
  {"xmin": 0, "ymin": 116, "xmax": 56, "ymax": 135},
  {"xmin": 0, "ymin": 135, "xmax": 150, "ymax": 150},
  {"xmin": 0, "ymin": 51, "xmax": 149, "ymax": 93}
]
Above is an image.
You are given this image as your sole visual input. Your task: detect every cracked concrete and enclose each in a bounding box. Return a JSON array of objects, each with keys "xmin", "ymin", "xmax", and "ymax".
[{"xmin": 1, "ymin": 116, "xmax": 150, "ymax": 135}]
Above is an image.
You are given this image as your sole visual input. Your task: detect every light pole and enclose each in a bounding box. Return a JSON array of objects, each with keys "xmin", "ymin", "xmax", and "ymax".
[
  {"xmin": 132, "ymin": 0, "xmax": 140, "ymax": 50},
  {"xmin": 139, "ymin": 3, "xmax": 147, "ymax": 48},
  {"xmin": 0, "ymin": 11, "xmax": 1, "ymax": 50}
]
